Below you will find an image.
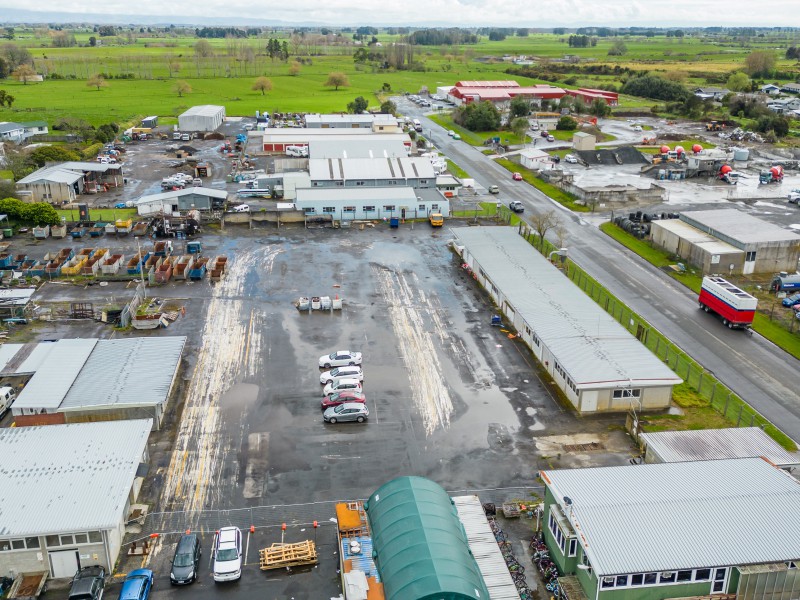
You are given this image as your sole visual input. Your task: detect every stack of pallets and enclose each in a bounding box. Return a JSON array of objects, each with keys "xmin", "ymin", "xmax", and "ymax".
[{"xmin": 258, "ymin": 541, "xmax": 318, "ymax": 570}]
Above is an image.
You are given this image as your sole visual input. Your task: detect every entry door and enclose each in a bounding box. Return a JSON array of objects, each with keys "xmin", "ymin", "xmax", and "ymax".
[
  {"xmin": 711, "ymin": 567, "xmax": 728, "ymax": 593},
  {"xmin": 50, "ymin": 549, "xmax": 80, "ymax": 578}
]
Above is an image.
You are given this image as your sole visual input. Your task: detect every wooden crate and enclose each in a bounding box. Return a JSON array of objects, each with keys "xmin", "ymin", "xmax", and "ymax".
[{"xmin": 259, "ymin": 540, "xmax": 318, "ymax": 570}]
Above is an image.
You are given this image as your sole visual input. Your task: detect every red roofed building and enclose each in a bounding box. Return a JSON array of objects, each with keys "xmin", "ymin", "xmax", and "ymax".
[
  {"xmin": 454, "ymin": 80, "xmax": 520, "ymax": 88},
  {"xmin": 566, "ymin": 88, "xmax": 619, "ymax": 106},
  {"xmin": 450, "ymin": 82, "xmax": 566, "ymax": 108}
]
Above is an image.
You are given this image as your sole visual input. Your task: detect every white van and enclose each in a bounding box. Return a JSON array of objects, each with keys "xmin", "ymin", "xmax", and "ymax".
[
  {"xmin": 213, "ymin": 527, "xmax": 242, "ymax": 582},
  {"xmin": 0, "ymin": 386, "xmax": 16, "ymax": 417},
  {"xmin": 285, "ymin": 145, "xmax": 308, "ymax": 158}
]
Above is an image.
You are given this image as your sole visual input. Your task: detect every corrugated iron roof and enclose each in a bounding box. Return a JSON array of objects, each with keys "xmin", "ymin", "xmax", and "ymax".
[
  {"xmin": 60, "ymin": 336, "xmax": 186, "ymax": 409},
  {"xmin": 640, "ymin": 428, "xmax": 800, "ymax": 466},
  {"xmin": 12, "ymin": 339, "xmax": 98, "ymax": 409},
  {"xmin": 542, "ymin": 457, "xmax": 800, "ymax": 576},
  {"xmin": 0, "ymin": 343, "xmax": 23, "ymax": 373},
  {"xmin": 136, "ymin": 187, "xmax": 228, "ymax": 205},
  {"xmin": 0, "ymin": 419, "xmax": 151, "ymax": 537},
  {"xmin": 179, "ymin": 105, "xmax": 225, "ymax": 117},
  {"xmin": 308, "ymin": 139, "xmax": 407, "ymax": 159},
  {"xmin": 309, "ymin": 157, "xmax": 435, "ymax": 182},
  {"xmin": 453, "ymin": 227, "xmax": 681, "ymax": 388},
  {"xmin": 452, "ymin": 495, "xmax": 520, "ymax": 600},
  {"xmin": 296, "ymin": 187, "xmax": 418, "ymax": 203},
  {"xmin": 681, "ymin": 209, "xmax": 800, "ymax": 245},
  {"xmin": 17, "ymin": 166, "xmax": 83, "ymax": 185}
]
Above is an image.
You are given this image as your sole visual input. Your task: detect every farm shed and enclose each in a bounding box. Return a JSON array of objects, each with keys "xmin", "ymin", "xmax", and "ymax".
[
  {"xmin": 308, "ymin": 157, "xmax": 436, "ymax": 189},
  {"xmin": 453, "ymin": 226, "xmax": 681, "ymax": 413},
  {"xmin": 178, "ymin": 105, "xmax": 226, "ymax": 132},
  {"xmin": 135, "ymin": 187, "xmax": 228, "ymax": 216},
  {"xmin": 0, "ymin": 419, "xmax": 151, "ymax": 578},
  {"xmin": 16, "ymin": 167, "xmax": 83, "ymax": 203},
  {"xmin": 7, "ymin": 336, "xmax": 186, "ymax": 430}
]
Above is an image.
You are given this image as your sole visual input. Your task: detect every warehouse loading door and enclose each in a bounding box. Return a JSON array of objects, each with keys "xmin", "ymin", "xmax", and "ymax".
[{"xmin": 49, "ymin": 549, "xmax": 79, "ymax": 578}]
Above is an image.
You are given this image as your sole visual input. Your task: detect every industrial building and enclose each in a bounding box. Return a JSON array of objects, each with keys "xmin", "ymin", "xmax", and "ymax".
[
  {"xmin": 178, "ymin": 105, "xmax": 226, "ymax": 132},
  {"xmin": 651, "ymin": 209, "xmax": 800, "ymax": 275},
  {"xmin": 304, "ymin": 114, "xmax": 400, "ymax": 131},
  {"xmin": 519, "ymin": 148, "xmax": 553, "ymax": 170},
  {"xmin": 260, "ymin": 129, "xmax": 411, "ymax": 154},
  {"xmin": 0, "ymin": 419, "xmax": 151, "ymax": 578},
  {"xmin": 453, "ymin": 227, "xmax": 681, "ymax": 413},
  {"xmin": 541, "ymin": 458, "xmax": 800, "ymax": 600},
  {"xmin": 448, "ymin": 81, "xmax": 566, "ymax": 108},
  {"xmin": 308, "ymin": 138, "xmax": 409, "ymax": 159},
  {"xmin": 295, "ymin": 187, "xmax": 449, "ymax": 221},
  {"xmin": 335, "ymin": 476, "xmax": 517, "ymax": 600},
  {"xmin": 16, "ymin": 161, "xmax": 124, "ymax": 202},
  {"xmin": 639, "ymin": 427, "xmax": 800, "ymax": 468},
  {"xmin": 6, "ymin": 336, "xmax": 186, "ymax": 430},
  {"xmin": 135, "ymin": 187, "xmax": 228, "ymax": 215},
  {"xmin": 565, "ymin": 88, "xmax": 619, "ymax": 106},
  {"xmin": 308, "ymin": 157, "xmax": 436, "ymax": 189}
]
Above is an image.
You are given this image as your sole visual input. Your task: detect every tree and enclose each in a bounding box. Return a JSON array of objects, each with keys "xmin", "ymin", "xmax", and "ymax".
[
  {"xmin": 607, "ymin": 40, "xmax": 627, "ymax": 56},
  {"xmin": 23, "ymin": 203, "xmax": 60, "ymax": 226},
  {"xmin": 0, "ymin": 89, "xmax": 14, "ymax": 108},
  {"xmin": 88, "ymin": 36, "xmax": 96, "ymax": 47},
  {"xmin": 509, "ymin": 95, "xmax": 531, "ymax": 118},
  {"xmin": 30, "ymin": 145, "xmax": 81, "ymax": 167},
  {"xmin": 174, "ymin": 80, "xmax": 192, "ymax": 97},
  {"xmin": 745, "ymin": 50, "xmax": 776, "ymax": 77},
  {"xmin": 1, "ymin": 43, "xmax": 32, "ymax": 70},
  {"xmin": 252, "ymin": 76, "xmax": 272, "ymax": 96},
  {"xmin": 531, "ymin": 210, "xmax": 560, "ymax": 250},
  {"xmin": 194, "ymin": 39, "xmax": 213, "ymax": 58},
  {"xmin": 347, "ymin": 96, "xmax": 368, "ymax": 114},
  {"xmin": 0, "ymin": 181, "xmax": 20, "ymax": 201},
  {"xmin": 380, "ymin": 100, "xmax": 397, "ymax": 115},
  {"xmin": 98, "ymin": 25, "xmax": 115, "ymax": 36},
  {"xmin": 621, "ymin": 74, "xmax": 689, "ymax": 102},
  {"xmin": 11, "ymin": 64, "xmax": 36, "ymax": 84},
  {"xmin": 589, "ymin": 98, "xmax": 612, "ymax": 117},
  {"xmin": 452, "ymin": 101, "xmax": 501, "ymax": 132},
  {"xmin": 87, "ymin": 74, "xmax": 108, "ymax": 91},
  {"xmin": 288, "ymin": 61, "xmax": 301, "ymax": 76},
  {"xmin": 556, "ymin": 116, "xmax": 578, "ymax": 131},
  {"xmin": 324, "ymin": 72, "xmax": 350, "ymax": 91},
  {"xmin": 0, "ymin": 198, "xmax": 26, "ymax": 220},
  {"xmin": 510, "ymin": 117, "xmax": 528, "ymax": 143},
  {"xmin": 726, "ymin": 71, "xmax": 751, "ymax": 92}
]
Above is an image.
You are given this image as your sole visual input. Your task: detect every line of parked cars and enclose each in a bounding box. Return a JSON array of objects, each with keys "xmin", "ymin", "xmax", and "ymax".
[
  {"xmin": 318, "ymin": 350, "xmax": 368, "ymax": 423},
  {"xmin": 781, "ymin": 292, "xmax": 800, "ymax": 320}
]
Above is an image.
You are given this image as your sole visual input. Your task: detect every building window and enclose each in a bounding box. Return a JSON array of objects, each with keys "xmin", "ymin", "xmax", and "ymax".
[
  {"xmin": 88, "ymin": 532, "xmax": 102, "ymax": 543},
  {"xmin": 364, "ymin": 206, "xmax": 375, "ymax": 212},
  {"xmin": 420, "ymin": 180, "xmax": 428, "ymax": 184},
  {"xmin": 745, "ymin": 251, "xmax": 756, "ymax": 262},
  {"xmin": 677, "ymin": 570, "xmax": 693, "ymax": 582},
  {"xmin": 383, "ymin": 205, "xmax": 395, "ymax": 211},
  {"xmin": 26, "ymin": 537, "xmax": 40, "ymax": 549},
  {"xmin": 322, "ymin": 207, "xmax": 335, "ymax": 213},
  {"xmin": 532, "ymin": 334, "xmax": 540, "ymax": 347},
  {"xmin": 643, "ymin": 573, "xmax": 657, "ymax": 585},
  {"xmin": 613, "ymin": 388, "xmax": 641, "ymax": 399},
  {"xmin": 431, "ymin": 204, "xmax": 439, "ymax": 210},
  {"xmin": 616, "ymin": 575, "xmax": 628, "ymax": 587},
  {"xmin": 312, "ymin": 182, "xmax": 319, "ymax": 187},
  {"xmin": 389, "ymin": 180, "xmax": 398, "ymax": 185},
  {"xmin": 712, "ymin": 568, "xmax": 727, "ymax": 593},
  {"xmin": 419, "ymin": 204, "xmax": 426, "ymax": 210},
  {"xmin": 335, "ymin": 181, "xmax": 344, "ymax": 186},
  {"xmin": 694, "ymin": 569, "xmax": 711, "ymax": 581},
  {"xmin": 303, "ymin": 207, "xmax": 316, "ymax": 214},
  {"xmin": 356, "ymin": 181, "xmax": 365, "ymax": 186},
  {"xmin": 630, "ymin": 574, "xmax": 644, "ymax": 586},
  {"xmin": 74, "ymin": 533, "xmax": 88, "ymax": 544},
  {"xmin": 0, "ymin": 538, "xmax": 41, "ymax": 551},
  {"xmin": 659, "ymin": 572, "xmax": 676, "ymax": 584},
  {"xmin": 343, "ymin": 206, "xmax": 356, "ymax": 212},
  {"xmin": 601, "ymin": 577, "xmax": 615, "ymax": 589},
  {"xmin": 568, "ymin": 538, "xmax": 577, "ymax": 557},
  {"xmin": 788, "ymin": 562, "xmax": 797, "ymax": 570}
]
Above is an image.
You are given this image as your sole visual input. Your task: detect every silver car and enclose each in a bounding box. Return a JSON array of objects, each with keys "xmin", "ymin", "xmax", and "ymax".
[
  {"xmin": 320, "ymin": 366, "xmax": 364, "ymax": 385},
  {"xmin": 323, "ymin": 402, "xmax": 369, "ymax": 424}
]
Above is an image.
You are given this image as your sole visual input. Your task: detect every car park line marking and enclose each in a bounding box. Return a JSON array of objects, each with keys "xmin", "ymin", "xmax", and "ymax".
[{"xmin": 244, "ymin": 530, "xmax": 251, "ymax": 566}]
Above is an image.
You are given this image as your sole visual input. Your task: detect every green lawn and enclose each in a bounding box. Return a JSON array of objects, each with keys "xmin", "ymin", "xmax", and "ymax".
[
  {"xmin": 451, "ymin": 201, "xmax": 498, "ymax": 218},
  {"xmin": 446, "ymin": 159, "xmax": 469, "ymax": 179},
  {"xmin": 600, "ymin": 221, "xmax": 800, "ymax": 361},
  {"xmin": 495, "ymin": 157, "xmax": 589, "ymax": 212},
  {"xmin": 0, "ymin": 170, "xmax": 13, "ymax": 180},
  {"xmin": 56, "ymin": 207, "xmax": 138, "ymax": 222}
]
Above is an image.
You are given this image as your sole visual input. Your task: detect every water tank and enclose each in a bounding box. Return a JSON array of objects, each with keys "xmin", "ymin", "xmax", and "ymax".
[
  {"xmin": 675, "ymin": 145, "xmax": 684, "ymax": 155},
  {"xmin": 692, "ymin": 144, "xmax": 703, "ymax": 154},
  {"xmin": 720, "ymin": 165, "xmax": 732, "ymax": 175},
  {"xmin": 733, "ymin": 148, "xmax": 749, "ymax": 161},
  {"xmin": 660, "ymin": 145, "xmax": 670, "ymax": 154},
  {"xmin": 771, "ymin": 165, "xmax": 784, "ymax": 179}
]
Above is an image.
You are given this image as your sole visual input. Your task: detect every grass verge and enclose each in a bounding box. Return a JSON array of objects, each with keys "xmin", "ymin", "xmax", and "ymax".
[
  {"xmin": 495, "ymin": 157, "xmax": 590, "ymax": 212},
  {"xmin": 446, "ymin": 159, "xmax": 469, "ymax": 180},
  {"xmin": 451, "ymin": 201, "xmax": 498, "ymax": 218},
  {"xmin": 56, "ymin": 208, "xmax": 138, "ymax": 222}
]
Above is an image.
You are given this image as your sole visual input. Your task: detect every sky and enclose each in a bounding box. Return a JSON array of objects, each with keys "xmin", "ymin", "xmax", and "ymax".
[{"xmin": 2, "ymin": 0, "xmax": 800, "ymax": 27}]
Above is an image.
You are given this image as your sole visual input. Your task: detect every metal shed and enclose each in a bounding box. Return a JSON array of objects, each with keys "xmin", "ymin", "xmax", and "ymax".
[{"xmin": 178, "ymin": 105, "xmax": 226, "ymax": 132}]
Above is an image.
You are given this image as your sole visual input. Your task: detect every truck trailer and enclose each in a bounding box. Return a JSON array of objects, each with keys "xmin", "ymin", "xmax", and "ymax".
[{"xmin": 699, "ymin": 276, "xmax": 757, "ymax": 329}]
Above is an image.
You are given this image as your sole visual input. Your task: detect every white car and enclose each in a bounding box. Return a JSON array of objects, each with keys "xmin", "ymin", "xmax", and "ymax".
[
  {"xmin": 232, "ymin": 204, "xmax": 250, "ymax": 213},
  {"xmin": 564, "ymin": 154, "xmax": 578, "ymax": 164},
  {"xmin": 323, "ymin": 378, "xmax": 363, "ymax": 397},
  {"xmin": 633, "ymin": 125, "xmax": 643, "ymax": 132},
  {"xmin": 212, "ymin": 527, "xmax": 242, "ymax": 582},
  {"xmin": 447, "ymin": 130, "xmax": 455, "ymax": 137},
  {"xmin": 788, "ymin": 190, "xmax": 800, "ymax": 204},
  {"xmin": 319, "ymin": 350, "xmax": 362, "ymax": 369},
  {"xmin": 320, "ymin": 366, "xmax": 364, "ymax": 385}
]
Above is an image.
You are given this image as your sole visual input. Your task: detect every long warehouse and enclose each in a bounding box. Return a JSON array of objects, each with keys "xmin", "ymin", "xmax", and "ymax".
[{"xmin": 453, "ymin": 226, "xmax": 682, "ymax": 413}]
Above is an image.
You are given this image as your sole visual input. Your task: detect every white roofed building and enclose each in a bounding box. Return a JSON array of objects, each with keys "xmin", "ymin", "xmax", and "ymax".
[{"xmin": 178, "ymin": 105, "xmax": 226, "ymax": 132}]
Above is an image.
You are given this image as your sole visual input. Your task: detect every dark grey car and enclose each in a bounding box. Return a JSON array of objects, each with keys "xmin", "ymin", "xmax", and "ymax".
[
  {"xmin": 170, "ymin": 533, "xmax": 202, "ymax": 585},
  {"xmin": 68, "ymin": 566, "xmax": 106, "ymax": 600},
  {"xmin": 323, "ymin": 402, "xmax": 369, "ymax": 423}
]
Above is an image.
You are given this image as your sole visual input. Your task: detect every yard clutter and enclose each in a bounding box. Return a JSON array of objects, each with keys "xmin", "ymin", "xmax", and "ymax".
[{"xmin": 259, "ymin": 541, "xmax": 318, "ymax": 570}]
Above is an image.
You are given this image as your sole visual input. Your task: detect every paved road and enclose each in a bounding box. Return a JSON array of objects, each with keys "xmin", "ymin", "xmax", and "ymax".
[{"xmin": 404, "ymin": 101, "xmax": 800, "ymax": 442}]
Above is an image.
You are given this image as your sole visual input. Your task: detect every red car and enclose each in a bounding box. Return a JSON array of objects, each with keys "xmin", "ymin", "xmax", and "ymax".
[
  {"xmin": 321, "ymin": 390, "xmax": 366, "ymax": 410},
  {"xmin": 512, "ymin": 172, "xmax": 523, "ymax": 181}
]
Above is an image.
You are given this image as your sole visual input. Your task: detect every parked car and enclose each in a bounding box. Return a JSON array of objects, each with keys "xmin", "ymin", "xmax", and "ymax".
[
  {"xmin": 530, "ymin": 123, "xmax": 539, "ymax": 131},
  {"xmin": 320, "ymin": 365, "xmax": 364, "ymax": 385},
  {"xmin": 115, "ymin": 202, "xmax": 127, "ymax": 209},
  {"xmin": 540, "ymin": 130, "xmax": 549, "ymax": 138},
  {"xmin": 323, "ymin": 402, "xmax": 369, "ymax": 423},
  {"xmin": 512, "ymin": 172, "xmax": 523, "ymax": 181},
  {"xmin": 781, "ymin": 293, "xmax": 800, "ymax": 307},
  {"xmin": 213, "ymin": 527, "xmax": 242, "ymax": 582},
  {"xmin": 453, "ymin": 133, "xmax": 461, "ymax": 140},
  {"xmin": 633, "ymin": 125, "xmax": 643, "ymax": 132},
  {"xmin": 232, "ymin": 204, "xmax": 250, "ymax": 213},
  {"xmin": 319, "ymin": 350, "xmax": 362, "ymax": 368},
  {"xmin": 181, "ymin": 133, "xmax": 191, "ymax": 141},
  {"xmin": 488, "ymin": 185, "xmax": 500, "ymax": 194},
  {"xmin": 170, "ymin": 533, "xmax": 202, "ymax": 585},
  {"xmin": 447, "ymin": 130, "xmax": 455, "ymax": 137},
  {"xmin": 788, "ymin": 189, "xmax": 800, "ymax": 204},
  {"xmin": 564, "ymin": 154, "xmax": 578, "ymax": 164},
  {"xmin": 118, "ymin": 569, "xmax": 153, "ymax": 600},
  {"xmin": 547, "ymin": 135, "xmax": 555, "ymax": 142},
  {"xmin": 323, "ymin": 378, "xmax": 363, "ymax": 397},
  {"xmin": 321, "ymin": 390, "xmax": 366, "ymax": 410},
  {"xmin": 68, "ymin": 566, "xmax": 106, "ymax": 600},
  {"xmin": 509, "ymin": 201, "xmax": 525, "ymax": 213}
]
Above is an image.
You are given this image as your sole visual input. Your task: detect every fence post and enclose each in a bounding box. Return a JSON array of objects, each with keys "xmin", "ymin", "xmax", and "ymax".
[
  {"xmin": 723, "ymin": 394, "xmax": 730, "ymax": 417},
  {"xmin": 736, "ymin": 404, "xmax": 743, "ymax": 426},
  {"xmin": 749, "ymin": 414, "xmax": 755, "ymax": 427},
  {"xmin": 697, "ymin": 373, "xmax": 703, "ymax": 394},
  {"xmin": 655, "ymin": 337, "xmax": 660, "ymax": 356},
  {"xmin": 710, "ymin": 383, "xmax": 716, "ymax": 406}
]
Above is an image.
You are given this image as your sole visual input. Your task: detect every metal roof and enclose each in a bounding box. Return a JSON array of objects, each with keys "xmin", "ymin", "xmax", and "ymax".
[
  {"xmin": 453, "ymin": 227, "xmax": 681, "ymax": 388},
  {"xmin": 59, "ymin": 161, "xmax": 122, "ymax": 173},
  {"xmin": 12, "ymin": 339, "xmax": 98, "ymax": 409},
  {"xmin": 0, "ymin": 419, "xmax": 152, "ymax": 537},
  {"xmin": 0, "ymin": 343, "xmax": 23, "ymax": 373},
  {"xmin": 0, "ymin": 288, "xmax": 35, "ymax": 306},
  {"xmin": 308, "ymin": 139, "xmax": 408, "ymax": 159},
  {"xmin": 179, "ymin": 105, "xmax": 225, "ymax": 117},
  {"xmin": 304, "ymin": 113, "xmax": 376, "ymax": 125},
  {"xmin": 541, "ymin": 457, "xmax": 800, "ymax": 576},
  {"xmin": 0, "ymin": 122, "xmax": 24, "ymax": 134},
  {"xmin": 60, "ymin": 336, "xmax": 185, "ymax": 409},
  {"xmin": 680, "ymin": 209, "xmax": 800, "ymax": 245},
  {"xmin": 452, "ymin": 495, "xmax": 520, "ymax": 600},
  {"xmin": 136, "ymin": 187, "xmax": 228, "ymax": 205},
  {"xmin": 296, "ymin": 186, "xmax": 418, "ymax": 203},
  {"xmin": 309, "ymin": 157, "xmax": 436, "ymax": 182},
  {"xmin": 640, "ymin": 427, "xmax": 800, "ymax": 466},
  {"xmin": 366, "ymin": 476, "xmax": 490, "ymax": 600},
  {"xmin": 17, "ymin": 166, "xmax": 83, "ymax": 185}
]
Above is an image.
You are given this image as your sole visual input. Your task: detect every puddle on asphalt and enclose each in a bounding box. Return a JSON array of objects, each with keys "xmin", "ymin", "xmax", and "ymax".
[{"xmin": 220, "ymin": 382, "xmax": 259, "ymax": 413}]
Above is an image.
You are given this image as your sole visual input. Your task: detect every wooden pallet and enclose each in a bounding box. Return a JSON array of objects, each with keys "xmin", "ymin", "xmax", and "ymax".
[{"xmin": 259, "ymin": 540, "xmax": 318, "ymax": 570}]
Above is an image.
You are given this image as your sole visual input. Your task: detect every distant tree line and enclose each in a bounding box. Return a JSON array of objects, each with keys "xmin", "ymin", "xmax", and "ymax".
[
  {"xmin": 408, "ymin": 29, "xmax": 478, "ymax": 46},
  {"xmin": 196, "ymin": 27, "xmax": 249, "ymax": 39},
  {"xmin": 568, "ymin": 35, "xmax": 596, "ymax": 48}
]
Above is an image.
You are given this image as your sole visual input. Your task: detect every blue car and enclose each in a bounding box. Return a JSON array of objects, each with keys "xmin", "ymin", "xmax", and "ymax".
[
  {"xmin": 118, "ymin": 569, "xmax": 153, "ymax": 600},
  {"xmin": 115, "ymin": 202, "xmax": 127, "ymax": 209},
  {"xmin": 782, "ymin": 293, "xmax": 800, "ymax": 307}
]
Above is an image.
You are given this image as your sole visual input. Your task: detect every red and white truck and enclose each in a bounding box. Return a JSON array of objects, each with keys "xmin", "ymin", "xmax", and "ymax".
[{"xmin": 699, "ymin": 276, "xmax": 757, "ymax": 330}]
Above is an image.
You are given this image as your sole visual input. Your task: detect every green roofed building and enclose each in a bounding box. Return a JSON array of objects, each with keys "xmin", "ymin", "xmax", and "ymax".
[{"xmin": 364, "ymin": 476, "xmax": 490, "ymax": 600}]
